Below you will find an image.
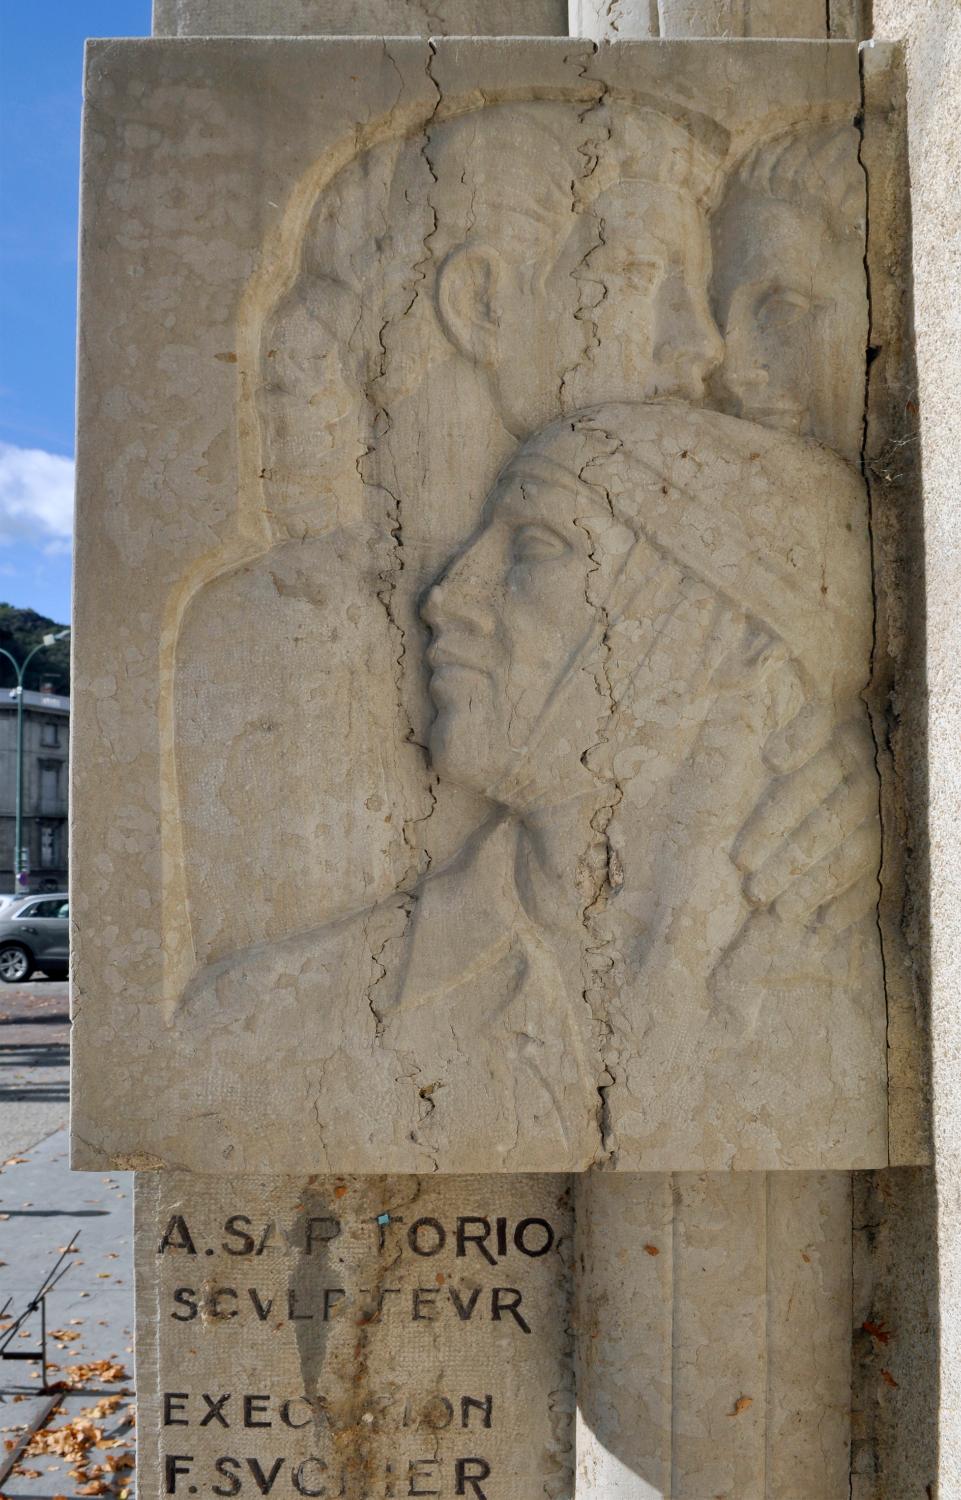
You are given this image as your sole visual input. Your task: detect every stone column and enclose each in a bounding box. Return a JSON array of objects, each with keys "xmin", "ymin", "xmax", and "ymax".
[{"xmin": 574, "ymin": 1174, "xmax": 854, "ymax": 1497}]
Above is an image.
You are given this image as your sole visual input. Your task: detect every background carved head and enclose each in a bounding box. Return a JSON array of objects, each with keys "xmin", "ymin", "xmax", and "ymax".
[
  {"xmin": 711, "ymin": 121, "xmax": 867, "ymax": 460},
  {"xmin": 253, "ymin": 94, "xmax": 731, "ymax": 532},
  {"xmin": 431, "ymin": 102, "xmax": 726, "ymax": 435}
]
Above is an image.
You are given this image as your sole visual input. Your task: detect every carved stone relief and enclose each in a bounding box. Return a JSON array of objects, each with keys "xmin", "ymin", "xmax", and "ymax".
[{"xmin": 72, "ymin": 38, "xmax": 886, "ymax": 1176}]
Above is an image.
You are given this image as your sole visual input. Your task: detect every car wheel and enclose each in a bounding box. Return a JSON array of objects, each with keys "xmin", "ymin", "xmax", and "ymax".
[{"xmin": 0, "ymin": 944, "xmax": 34, "ymax": 983}]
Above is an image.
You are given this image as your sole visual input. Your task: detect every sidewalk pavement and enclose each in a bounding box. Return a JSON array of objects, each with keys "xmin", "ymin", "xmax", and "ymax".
[
  {"xmin": 0, "ymin": 981, "xmax": 69, "ymax": 1164},
  {"xmin": 0, "ymin": 979, "xmax": 135, "ymax": 1498}
]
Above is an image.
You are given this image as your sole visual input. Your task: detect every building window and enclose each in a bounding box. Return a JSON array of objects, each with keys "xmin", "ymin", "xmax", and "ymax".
[
  {"xmin": 39, "ymin": 763, "xmax": 61, "ymax": 813},
  {"xmin": 40, "ymin": 825, "xmax": 58, "ymax": 869},
  {"xmin": 40, "ymin": 721, "xmax": 59, "ymax": 747}
]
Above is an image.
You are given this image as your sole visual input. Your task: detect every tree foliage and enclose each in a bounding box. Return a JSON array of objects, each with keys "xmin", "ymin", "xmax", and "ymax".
[{"xmin": 0, "ymin": 604, "xmax": 70, "ymax": 694}]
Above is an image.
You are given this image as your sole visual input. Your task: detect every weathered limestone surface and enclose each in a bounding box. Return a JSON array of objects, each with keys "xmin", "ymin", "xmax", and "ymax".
[
  {"xmin": 857, "ymin": 40, "xmax": 930, "ymax": 1170},
  {"xmin": 153, "ymin": 0, "xmax": 569, "ymax": 34},
  {"xmin": 574, "ymin": 1172, "xmax": 853, "ymax": 1498},
  {"xmin": 72, "ymin": 37, "xmax": 890, "ymax": 1176},
  {"xmin": 134, "ymin": 1173, "xmax": 573, "ymax": 1499},
  {"xmin": 568, "ymin": 0, "xmax": 865, "ymax": 40},
  {"xmin": 851, "ymin": 1168, "xmax": 939, "ymax": 1499},
  {"xmin": 870, "ymin": 2, "xmax": 961, "ymax": 1491}
]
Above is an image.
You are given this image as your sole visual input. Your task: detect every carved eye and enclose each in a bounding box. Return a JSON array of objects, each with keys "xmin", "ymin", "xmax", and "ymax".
[
  {"xmin": 756, "ymin": 287, "xmax": 815, "ymax": 329},
  {"xmin": 512, "ymin": 524, "xmax": 570, "ymax": 565}
]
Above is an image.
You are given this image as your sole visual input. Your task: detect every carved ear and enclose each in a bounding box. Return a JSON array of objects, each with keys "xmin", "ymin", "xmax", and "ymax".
[{"xmin": 435, "ymin": 243, "xmax": 504, "ymax": 366}]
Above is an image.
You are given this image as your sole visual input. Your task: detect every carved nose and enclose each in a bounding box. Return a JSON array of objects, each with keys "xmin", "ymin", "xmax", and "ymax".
[
  {"xmin": 655, "ymin": 289, "xmax": 724, "ymax": 399},
  {"xmin": 682, "ymin": 304, "xmax": 725, "ymax": 392},
  {"xmin": 421, "ymin": 573, "xmax": 496, "ymax": 638}
]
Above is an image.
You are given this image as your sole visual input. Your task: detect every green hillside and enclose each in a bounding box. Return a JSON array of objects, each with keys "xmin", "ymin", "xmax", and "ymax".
[{"xmin": 0, "ymin": 605, "xmax": 70, "ymax": 695}]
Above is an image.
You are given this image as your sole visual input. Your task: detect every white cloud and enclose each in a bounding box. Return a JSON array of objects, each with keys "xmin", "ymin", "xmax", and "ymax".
[{"xmin": 0, "ymin": 442, "xmax": 75, "ymax": 548}]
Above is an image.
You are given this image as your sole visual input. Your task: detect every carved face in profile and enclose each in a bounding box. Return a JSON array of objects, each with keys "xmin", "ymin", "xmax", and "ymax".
[
  {"xmin": 560, "ymin": 180, "xmax": 723, "ymax": 414},
  {"xmin": 421, "ymin": 459, "xmax": 600, "ymax": 797},
  {"xmin": 422, "ymin": 401, "xmax": 872, "ymax": 813},
  {"xmin": 711, "ymin": 125, "xmax": 867, "ymax": 457}
]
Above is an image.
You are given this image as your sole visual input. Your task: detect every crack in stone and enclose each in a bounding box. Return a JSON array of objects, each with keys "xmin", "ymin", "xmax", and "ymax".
[
  {"xmin": 354, "ymin": 43, "xmax": 445, "ymax": 952},
  {"xmin": 855, "ymin": 60, "xmax": 892, "ymax": 1160},
  {"xmin": 402, "ymin": 41, "xmax": 443, "ymax": 320},
  {"xmin": 559, "ymin": 60, "xmax": 612, "ymax": 414},
  {"xmin": 362, "ymin": 899, "xmax": 414, "ymax": 1041},
  {"xmin": 572, "ymin": 425, "xmax": 628, "ymax": 1163}
]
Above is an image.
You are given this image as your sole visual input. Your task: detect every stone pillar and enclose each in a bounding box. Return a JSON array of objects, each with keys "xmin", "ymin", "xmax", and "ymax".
[
  {"xmin": 568, "ymin": 2, "xmax": 891, "ymax": 1495},
  {"xmin": 575, "ymin": 1174, "xmax": 853, "ymax": 1497}
]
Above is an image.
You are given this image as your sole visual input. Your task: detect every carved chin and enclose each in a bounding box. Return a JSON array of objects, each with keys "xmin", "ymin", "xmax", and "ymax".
[
  {"xmin": 428, "ymin": 719, "xmax": 480, "ymax": 789},
  {"xmin": 427, "ymin": 713, "xmax": 504, "ymax": 797}
]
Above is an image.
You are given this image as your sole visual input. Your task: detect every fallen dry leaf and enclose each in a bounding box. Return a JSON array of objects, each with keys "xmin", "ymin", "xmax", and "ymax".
[
  {"xmin": 643, "ymin": 1244, "xmax": 660, "ymax": 1256},
  {"xmin": 863, "ymin": 1320, "xmax": 892, "ymax": 1345},
  {"xmin": 729, "ymin": 1396, "xmax": 753, "ymax": 1417},
  {"xmin": 881, "ymin": 1369, "xmax": 899, "ymax": 1389}
]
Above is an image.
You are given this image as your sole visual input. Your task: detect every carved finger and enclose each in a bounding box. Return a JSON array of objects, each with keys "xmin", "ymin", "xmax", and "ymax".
[
  {"xmin": 735, "ymin": 715, "xmax": 875, "ymax": 877},
  {"xmin": 771, "ymin": 821, "xmax": 881, "ymax": 928},
  {"xmin": 762, "ymin": 700, "xmax": 835, "ymax": 775},
  {"xmin": 742, "ymin": 771, "xmax": 879, "ymax": 906},
  {"xmin": 816, "ymin": 871, "xmax": 881, "ymax": 935}
]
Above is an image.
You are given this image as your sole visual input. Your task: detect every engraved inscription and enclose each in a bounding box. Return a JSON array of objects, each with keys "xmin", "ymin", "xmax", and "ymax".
[{"xmin": 136, "ymin": 1176, "xmax": 573, "ymax": 1500}]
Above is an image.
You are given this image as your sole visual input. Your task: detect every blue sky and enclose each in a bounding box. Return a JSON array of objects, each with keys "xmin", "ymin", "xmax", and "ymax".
[{"xmin": 0, "ymin": 2, "xmax": 150, "ymax": 623}]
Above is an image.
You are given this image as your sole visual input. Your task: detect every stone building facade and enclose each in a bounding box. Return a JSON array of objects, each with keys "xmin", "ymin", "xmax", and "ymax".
[{"xmin": 0, "ymin": 688, "xmax": 70, "ymax": 895}]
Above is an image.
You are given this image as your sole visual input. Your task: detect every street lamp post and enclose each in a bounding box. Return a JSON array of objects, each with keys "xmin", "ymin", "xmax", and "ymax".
[{"xmin": 0, "ymin": 631, "xmax": 71, "ymax": 894}]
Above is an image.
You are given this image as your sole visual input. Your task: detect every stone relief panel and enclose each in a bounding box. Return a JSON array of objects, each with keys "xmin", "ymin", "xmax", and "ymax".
[{"xmin": 71, "ymin": 38, "xmax": 886, "ymax": 1174}]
